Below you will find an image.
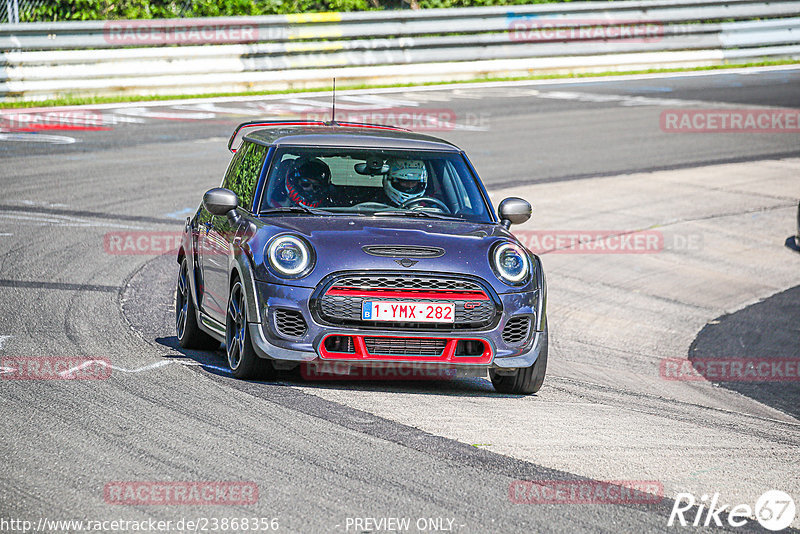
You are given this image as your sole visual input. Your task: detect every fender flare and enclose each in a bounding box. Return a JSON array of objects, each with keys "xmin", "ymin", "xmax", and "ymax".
[
  {"xmin": 532, "ymin": 253, "xmax": 547, "ymax": 332},
  {"xmin": 229, "ymin": 246, "xmax": 262, "ymax": 324}
]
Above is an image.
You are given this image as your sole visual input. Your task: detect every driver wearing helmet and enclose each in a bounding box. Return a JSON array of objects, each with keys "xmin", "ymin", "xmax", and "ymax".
[
  {"xmin": 383, "ymin": 159, "xmax": 428, "ymax": 207},
  {"xmin": 284, "ymin": 157, "xmax": 331, "ymax": 209}
]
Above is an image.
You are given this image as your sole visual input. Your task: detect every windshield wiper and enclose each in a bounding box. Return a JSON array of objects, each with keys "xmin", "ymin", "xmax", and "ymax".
[
  {"xmin": 372, "ymin": 210, "xmax": 456, "ymax": 220},
  {"xmin": 261, "ymin": 206, "xmax": 329, "ymax": 216}
]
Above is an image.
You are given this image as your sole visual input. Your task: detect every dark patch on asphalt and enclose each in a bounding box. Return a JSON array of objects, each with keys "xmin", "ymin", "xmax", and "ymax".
[
  {"xmin": 0, "ymin": 204, "xmax": 178, "ymax": 225},
  {"xmin": 0, "ymin": 278, "xmax": 120, "ymax": 292},
  {"xmin": 120, "ymin": 251, "xmax": 785, "ymax": 533},
  {"xmin": 689, "ymin": 285, "xmax": 800, "ymax": 420},
  {"xmin": 546, "ymin": 68, "xmax": 800, "ymax": 108}
]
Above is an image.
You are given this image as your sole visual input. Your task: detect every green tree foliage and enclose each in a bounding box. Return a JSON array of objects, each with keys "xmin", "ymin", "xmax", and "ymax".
[
  {"xmin": 24, "ymin": 0, "xmax": 566, "ymax": 21},
  {"xmin": 223, "ymin": 142, "xmax": 267, "ymax": 211},
  {"xmin": 417, "ymin": 0, "xmax": 566, "ymax": 7}
]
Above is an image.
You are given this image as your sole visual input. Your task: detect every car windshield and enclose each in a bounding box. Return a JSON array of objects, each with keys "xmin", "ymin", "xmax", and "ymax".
[{"xmin": 258, "ymin": 147, "xmax": 493, "ymax": 223}]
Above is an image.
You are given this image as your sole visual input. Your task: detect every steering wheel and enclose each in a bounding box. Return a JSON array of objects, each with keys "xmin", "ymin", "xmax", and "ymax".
[{"xmin": 400, "ymin": 197, "xmax": 451, "ymax": 213}]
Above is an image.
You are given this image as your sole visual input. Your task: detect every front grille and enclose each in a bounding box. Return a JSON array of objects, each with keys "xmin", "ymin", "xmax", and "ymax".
[
  {"xmin": 364, "ymin": 337, "xmax": 447, "ymax": 357},
  {"xmin": 362, "ymin": 245, "xmax": 445, "ymax": 258},
  {"xmin": 334, "ymin": 275, "xmax": 481, "ymax": 292},
  {"xmin": 320, "ymin": 296, "xmax": 494, "ymax": 325},
  {"xmin": 273, "ymin": 309, "xmax": 308, "ymax": 339},
  {"xmin": 502, "ymin": 316, "xmax": 531, "ymax": 345},
  {"xmin": 316, "ymin": 274, "xmax": 497, "ymax": 330}
]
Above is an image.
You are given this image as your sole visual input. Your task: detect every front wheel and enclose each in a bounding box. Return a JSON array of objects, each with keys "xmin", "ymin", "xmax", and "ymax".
[
  {"xmin": 226, "ymin": 279, "xmax": 274, "ymax": 379},
  {"xmin": 490, "ymin": 323, "xmax": 548, "ymax": 395}
]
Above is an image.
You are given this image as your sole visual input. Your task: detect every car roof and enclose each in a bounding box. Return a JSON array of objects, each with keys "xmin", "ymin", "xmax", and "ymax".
[{"xmin": 243, "ymin": 125, "xmax": 462, "ymax": 152}]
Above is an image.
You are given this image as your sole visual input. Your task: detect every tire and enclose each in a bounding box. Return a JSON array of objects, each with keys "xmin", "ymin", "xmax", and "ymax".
[
  {"xmin": 176, "ymin": 257, "xmax": 219, "ymax": 350},
  {"xmin": 490, "ymin": 322, "xmax": 548, "ymax": 395},
  {"xmin": 226, "ymin": 278, "xmax": 275, "ymax": 380}
]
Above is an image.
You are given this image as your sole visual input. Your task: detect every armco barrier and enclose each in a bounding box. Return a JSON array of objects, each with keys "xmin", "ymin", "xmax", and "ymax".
[{"xmin": 0, "ymin": 0, "xmax": 798, "ymax": 101}]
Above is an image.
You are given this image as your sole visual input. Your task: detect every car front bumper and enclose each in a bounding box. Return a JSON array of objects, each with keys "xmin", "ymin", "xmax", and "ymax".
[{"xmin": 247, "ymin": 281, "xmax": 546, "ymax": 369}]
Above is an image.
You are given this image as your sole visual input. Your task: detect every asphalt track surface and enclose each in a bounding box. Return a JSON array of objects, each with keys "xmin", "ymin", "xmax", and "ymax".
[{"xmin": 0, "ymin": 66, "xmax": 799, "ymax": 533}]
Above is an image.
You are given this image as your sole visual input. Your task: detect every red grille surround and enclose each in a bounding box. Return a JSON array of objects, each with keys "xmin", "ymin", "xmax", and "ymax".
[
  {"xmin": 318, "ymin": 334, "xmax": 493, "ymax": 364},
  {"xmin": 326, "ymin": 286, "xmax": 489, "ymax": 300}
]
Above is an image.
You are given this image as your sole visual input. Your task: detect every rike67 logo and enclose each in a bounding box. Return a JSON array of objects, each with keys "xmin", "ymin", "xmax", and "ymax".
[{"xmin": 669, "ymin": 490, "xmax": 796, "ymax": 531}]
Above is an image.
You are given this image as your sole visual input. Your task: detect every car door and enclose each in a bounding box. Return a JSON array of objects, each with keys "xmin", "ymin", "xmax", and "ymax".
[{"xmin": 201, "ymin": 141, "xmax": 268, "ymax": 324}]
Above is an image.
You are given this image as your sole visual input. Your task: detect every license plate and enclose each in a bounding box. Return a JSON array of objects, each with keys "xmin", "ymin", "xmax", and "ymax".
[{"xmin": 361, "ymin": 301, "xmax": 455, "ymax": 323}]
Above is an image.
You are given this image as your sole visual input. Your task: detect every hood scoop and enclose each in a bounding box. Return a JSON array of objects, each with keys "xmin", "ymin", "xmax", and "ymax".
[{"xmin": 362, "ymin": 245, "xmax": 445, "ymax": 258}]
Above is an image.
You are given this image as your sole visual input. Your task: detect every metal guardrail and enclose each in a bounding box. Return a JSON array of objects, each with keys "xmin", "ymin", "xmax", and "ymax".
[{"xmin": 1, "ymin": 0, "xmax": 799, "ymax": 101}]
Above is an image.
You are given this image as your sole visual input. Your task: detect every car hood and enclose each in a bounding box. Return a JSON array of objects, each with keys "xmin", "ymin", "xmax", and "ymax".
[{"xmin": 246, "ymin": 215, "xmax": 531, "ymax": 294}]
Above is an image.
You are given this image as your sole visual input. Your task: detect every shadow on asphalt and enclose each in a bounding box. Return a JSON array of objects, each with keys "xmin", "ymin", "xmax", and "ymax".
[
  {"xmin": 153, "ymin": 335, "xmax": 531, "ymax": 398},
  {"xmin": 688, "ymin": 284, "xmax": 800, "ymax": 420}
]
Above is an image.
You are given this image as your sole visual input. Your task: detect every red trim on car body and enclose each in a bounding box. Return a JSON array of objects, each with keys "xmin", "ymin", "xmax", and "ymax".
[
  {"xmin": 336, "ymin": 121, "xmax": 408, "ymax": 131},
  {"xmin": 325, "ymin": 287, "xmax": 490, "ymax": 301},
  {"xmin": 318, "ymin": 334, "xmax": 493, "ymax": 364},
  {"xmin": 227, "ymin": 119, "xmax": 409, "ymax": 152}
]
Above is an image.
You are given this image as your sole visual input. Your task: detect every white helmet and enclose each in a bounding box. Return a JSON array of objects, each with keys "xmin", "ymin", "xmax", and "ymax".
[{"xmin": 383, "ymin": 159, "xmax": 428, "ymax": 206}]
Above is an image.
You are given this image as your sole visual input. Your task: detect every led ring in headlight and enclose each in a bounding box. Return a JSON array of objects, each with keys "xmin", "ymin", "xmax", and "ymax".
[
  {"xmin": 267, "ymin": 235, "xmax": 313, "ymax": 277},
  {"xmin": 492, "ymin": 242, "xmax": 530, "ymax": 284}
]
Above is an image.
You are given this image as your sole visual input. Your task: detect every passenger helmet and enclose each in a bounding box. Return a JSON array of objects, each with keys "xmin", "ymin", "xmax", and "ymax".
[{"xmin": 285, "ymin": 157, "xmax": 331, "ymax": 208}]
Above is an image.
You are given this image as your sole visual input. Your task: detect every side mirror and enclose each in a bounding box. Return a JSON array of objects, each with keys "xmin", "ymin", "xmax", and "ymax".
[
  {"xmin": 498, "ymin": 197, "xmax": 531, "ymax": 229},
  {"xmin": 203, "ymin": 187, "xmax": 246, "ymax": 229},
  {"xmin": 203, "ymin": 187, "xmax": 238, "ymax": 216}
]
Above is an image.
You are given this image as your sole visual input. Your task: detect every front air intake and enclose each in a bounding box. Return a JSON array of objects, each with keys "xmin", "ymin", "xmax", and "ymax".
[
  {"xmin": 273, "ymin": 309, "xmax": 308, "ymax": 339},
  {"xmin": 502, "ymin": 316, "xmax": 531, "ymax": 345}
]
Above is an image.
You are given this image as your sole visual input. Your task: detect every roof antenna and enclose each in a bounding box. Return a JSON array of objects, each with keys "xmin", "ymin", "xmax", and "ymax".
[{"xmin": 331, "ymin": 77, "xmax": 336, "ymax": 124}]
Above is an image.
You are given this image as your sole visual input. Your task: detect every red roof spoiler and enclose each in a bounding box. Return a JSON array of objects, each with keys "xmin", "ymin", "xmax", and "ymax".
[{"xmin": 227, "ymin": 120, "xmax": 410, "ymax": 153}]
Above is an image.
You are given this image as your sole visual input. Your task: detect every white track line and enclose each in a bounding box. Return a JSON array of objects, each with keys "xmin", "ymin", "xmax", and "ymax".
[
  {"xmin": 0, "ymin": 132, "xmax": 76, "ymax": 144},
  {"xmin": 58, "ymin": 358, "xmax": 231, "ymax": 378},
  {"xmin": 6, "ymin": 65, "xmax": 798, "ymax": 113}
]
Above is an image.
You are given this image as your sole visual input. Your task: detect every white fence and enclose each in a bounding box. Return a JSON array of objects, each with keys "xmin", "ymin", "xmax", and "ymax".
[{"xmin": 1, "ymin": 0, "xmax": 799, "ymax": 101}]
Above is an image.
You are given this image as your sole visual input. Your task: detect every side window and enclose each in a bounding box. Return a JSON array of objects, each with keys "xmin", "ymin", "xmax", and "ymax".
[
  {"xmin": 442, "ymin": 160, "xmax": 472, "ymax": 212},
  {"xmin": 221, "ymin": 148, "xmax": 244, "ymax": 188},
  {"xmin": 222, "ymin": 142, "xmax": 268, "ymax": 211}
]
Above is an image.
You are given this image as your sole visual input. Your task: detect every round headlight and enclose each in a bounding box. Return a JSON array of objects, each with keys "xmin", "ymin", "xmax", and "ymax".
[
  {"xmin": 492, "ymin": 242, "xmax": 530, "ymax": 285},
  {"xmin": 267, "ymin": 235, "xmax": 313, "ymax": 277}
]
